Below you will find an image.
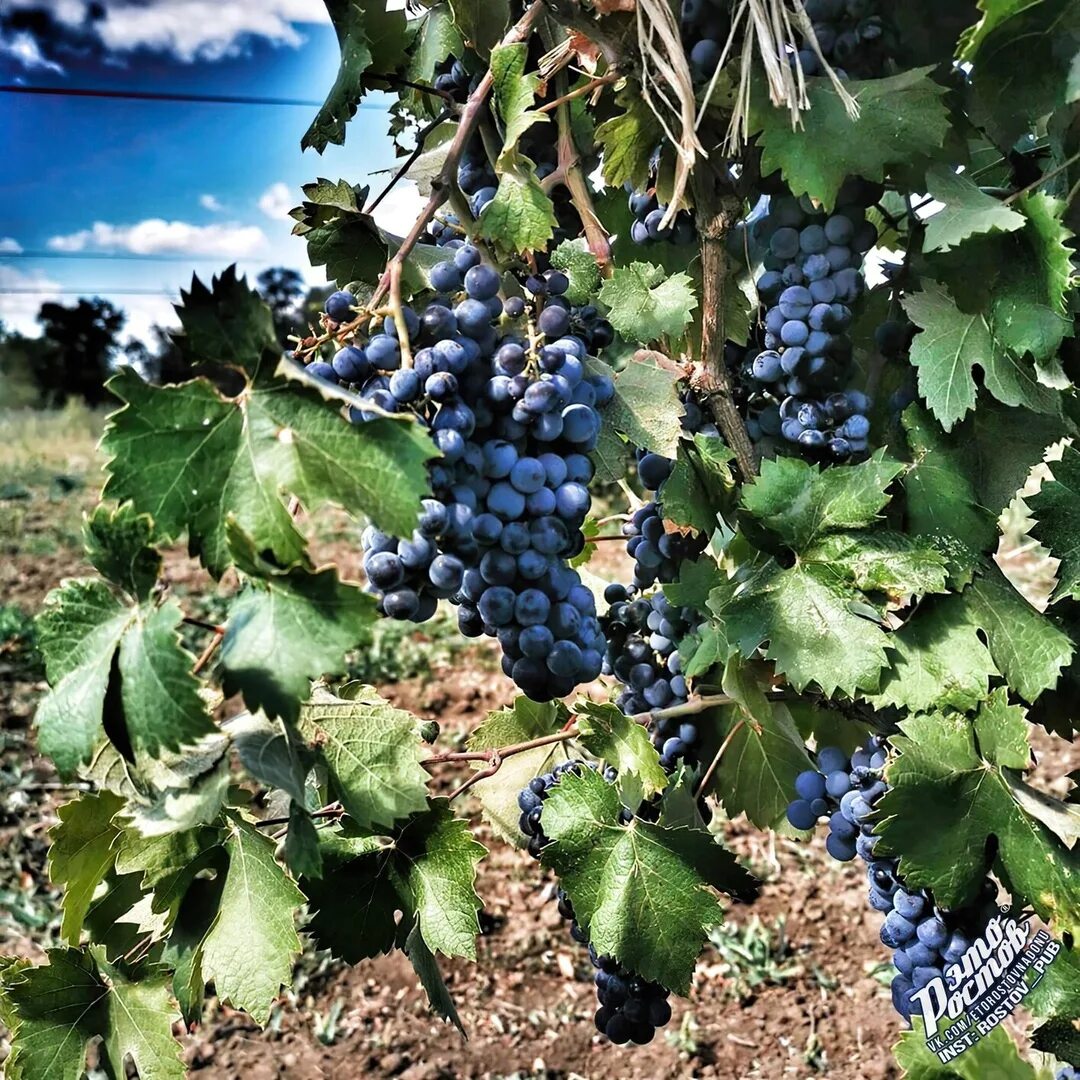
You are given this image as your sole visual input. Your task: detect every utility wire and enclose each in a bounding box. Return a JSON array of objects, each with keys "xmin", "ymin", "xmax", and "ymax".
[
  {"xmin": 0, "ymin": 250, "xmax": 271, "ymax": 263},
  {"xmin": 0, "ymin": 84, "xmax": 386, "ymax": 109},
  {"xmin": 0, "ymin": 287, "xmax": 180, "ymax": 296}
]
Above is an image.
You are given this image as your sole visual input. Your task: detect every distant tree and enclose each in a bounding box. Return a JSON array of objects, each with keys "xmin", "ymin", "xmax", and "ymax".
[
  {"xmin": 256, "ymin": 267, "xmax": 306, "ymax": 346},
  {"xmin": 0, "ymin": 321, "xmax": 50, "ymax": 408},
  {"xmin": 34, "ymin": 297, "xmax": 125, "ymax": 405}
]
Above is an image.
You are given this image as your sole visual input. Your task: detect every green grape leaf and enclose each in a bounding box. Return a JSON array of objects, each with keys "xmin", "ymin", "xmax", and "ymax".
[
  {"xmin": 1028, "ymin": 943, "xmax": 1080, "ymax": 1021},
  {"xmin": 868, "ymin": 592, "xmax": 1000, "ymax": 714},
  {"xmin": 586, "ymin": 353, "xmax": 686, "ymax": 460},
  {"xmin": 477, "ymin": 155, "xmax": 558, "ymax": 255},
  {"xmin": 574, "ymin": 700, "xmax": 669, "ymax": 802},
  {"xmin": 900, "ymin": 404, "xmax": 995, "ymax": 551},
  {"xmin": 225, "ymin": 711, "xmax": 310, "ymax": 804},
  {"xmin": 489, "ymin": 43, "xmax": 546, "ymax": 162},
  {"xmin": 664, "ymin": 555, "xmax": 725, "ymax": 614},
  {"xmin": 447, "ymin": 0, "xmax": 509, "ymax": 58},
  {"xmin": 161, "ymin": 870, "xmax": 224, "ymax": 1023},
  {"xmin": 806, "ymin": 532, "xmax": 950, "ymax": 600},
  {"xmin": 113, "ymin": 825, "xmax": 223, "ymax": 914},
  {"xmin": 406, "ymin": 5, "xmax": 463, "ymax": 85},
  {"xmin": 962, "ymin": 563, "xmax": 1074, "ymax": 703},
  {"xmin": 894, "ymin": 1016, "xmax": 1038, "ymax": 1079},
  {"xmin": 1027, "ymin": 443, "xmax": 1080, "ymax": 603},
  {"xmin": 83, "ymin": 503, "xmax": 161, "ymax": 602},
  {"xmin": 199, "ymin": 813, "xmax": 304, "ymax": 1025},
  {"xmin": 1032, "ymin": 1014, "xmax": 1080, "ymax": 1063},
  {"xmin": 599, "ymin": 262, "xmax": 698, "ymax": 344},
  {"xmin": 0, "ymin": 946, "xmax": 182, "ymax": 1080},
  {"xmin": 47, "ymin": 791, "xmax": 124, "ymax": 944},
  {"xmin": 751, "ymin": 68, "xmax": 952, "ymax": 209},
  {"xmin": 220, "ymin": 526, "xmax": 376, "ymax": 724},
  {"xmin": 103, "ymin": 297, "xmax": 435, "ymax": 577},
  {"xmin": 297, "ymin": 686, "xmax": 430, "ymax": 831},
  {"xmin": 710, "ymin": 557, "xmax": 890, "ymax": 697},
  {"xmin": 466, "ymin": 696, "xmax": 572, "ymax": 845},
  {"xmin": 290, "ymin": 178, "xmax": 388, "ymax": 287},
  {"xmin": 903, "ymin": 284, "xmax": 1060, "ymax": 432},
  {"xmin": 699, "ymin": 658, "xmax": 815, "ymax": 832},
  {"xmin": 922, "ymin": 163, "xmax": 1026, "ymax": 251},
  {"xmin": 540, "ymin": 768, "xmax": 745, "ymax": 994},
  {"xmin": 596, "ymin": 84, "xmax": 664, "ymax": 191},
  {"xmin": 302, "ymin": 0, "xmax": 410, "ymax": 153},
  {"xmin": 877, "ymin": 693, "xmax": 1080, "ymax": 934},
  {"xmin": 403, "ymin": 919, "xmax": 466, "ymax": 1036},
  {"xmin": 35, "ymin": 579, "xmax": 213, "ymax": 776},
  {"xmin": 740, "ymin": 451, "xmax": 904, "ymax": 549},
  {"xmin": 284, "ymin": 804, "xmax": 323, "ymax": 880},
  {"xmin": 550, "ymin": 238, "xmax": 603, "ymax": 307},
  {"xmin": 661, "ymin": 434, "xmax": 736, "ymax": 534}
]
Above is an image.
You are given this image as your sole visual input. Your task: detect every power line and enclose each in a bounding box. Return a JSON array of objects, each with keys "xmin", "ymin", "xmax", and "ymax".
[
  {"xmin": 0, "ymin": 84, "xmax": 388, "ymax": 109},
  {"xmin": 1, "ymin": 250, "xmax": 271, "ymax": 263},
  {"xmin": 0, "ymin": 287, "xmax": 179, "ymax": 296}
]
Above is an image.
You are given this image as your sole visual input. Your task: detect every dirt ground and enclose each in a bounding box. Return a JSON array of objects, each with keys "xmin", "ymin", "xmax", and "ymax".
[{"xmin": 1, "ymin": 411, "xmax": 1076, "ymax": 1080}]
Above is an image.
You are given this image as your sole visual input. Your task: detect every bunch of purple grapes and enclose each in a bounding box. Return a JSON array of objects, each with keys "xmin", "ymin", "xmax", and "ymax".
[
  {"xmin": 787, "ymin": 737, "xmax": 998, "ymax": 1021},
  {"xmin": 627, "ymin": 187, "xmax": 696, "ymax": 247},
  {"xmin": 518, "ymin": 761, "xmax": 675, "ymax": 1046}
]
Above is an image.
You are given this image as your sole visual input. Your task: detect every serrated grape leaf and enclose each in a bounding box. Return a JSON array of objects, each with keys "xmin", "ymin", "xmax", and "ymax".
[
  {"xmin": 710, "ymin": 556, "xmax": 890, "ymax": 697},
  {"xmin": 284, "ymin": 803, "xmax": 323, "ymax": 880},
  {"xmin": 1004, "ymin": 770, "xmax": 1080, "ymax": 850},
  {"xmin": 403, "ymin": 919, "xmax": 466, "ymax": 1037},
  {"xmin": 447, "ymin": 0, "xmax": 508, "ymax": 58},
  {"xmin": 894, "ymin": 1016, "xmax": 1037, "ymax": 1080},
  {"xmin": 806, "ymin": 531, "xmax": 949, "ymax": 601},
  {"xmin": 83, "ymin": 503, "xmax": 160, "ymax": 602},
  {"xmin": 1028, "ymin": 943, "xmax": 1080, "ymax": 1021},
  {"xmin": 586, "ymin": 353, "xmax": 685, "ymax": 460},
  {"xmin": 160, "ymin": 869, "xmax": 224, "ymax": 1023},
  {"xmin": 113, "ymin": 825, "xmax": 223, "ymax": 914},
  {"xmin": 550, "ymin": 238, "xmax": 602, "ymax": 307},
  {"xmin": 679, "ymin": 622, "xmax": 728, "ymax": 679},
  {"xmin": 225, "ymin": 711, "xmax": 310, "ymax": 804},
  {"xmin": 199, "ymin": 813, "xmax": 304, "ymax": 1025},
  {"xmin": 297, "ymin": 685, "xmax": 430, "ymax": 831},
  {"xmin": 750, "ymin": 68, "xmax": 952, "ymax": 209},
  {"xmin": 922, "ymin": 163, "xmax": 1027, "ymax": 251},
  {"xmin": 489, "ymin": 43, "xmax": 546, "ymax": 163},
  {"xmin": 876, "ymin": 696, "xmax": 1080, "ymax": 933},
  {"xmin": 35, "ymin": 579, "xmax": 213, "ymax": 776},
  {"xmin": 477, "ymin": 154, "xmax": 557, "ymax": 255},
  {"xmin": 962, "ymin": 563, "xmax": 1074, "ymax": 703},
  {"xmin": 596, "ymin": 84, "xmax": 663, "ymax": 191},
  {"xmin": 466, "ymin": 696, "xmax": 572, "ymax": 844},
  {"xmin": 47, "ymin": 791, "xmax": 124, "ymax": 944},
  {"xmin": 406, "ymin": 6, "xmax": 463, "ymax": 87},
  {"xmin": 598, "ymin": 262, "xmax": 697, "ymax": 344},
  {"xmin": 661, "ymin": 434, "xmax": 736, "ymax": 534},
  {"xmin": 664, "ymin": 554, "xmax": 725, "ymax": 614},
  {"xmin": 0, "ymin": 946, "xmax": 182, "ymax": 1080},
  {"xmin": 302, "ymin": 0, "xmax": 409, "ymax": 153},
  {"xmin": 1028, "ymin": 443, "xmax": 1080, "ymax": 603},
  {"xmin": 290, "ymin": 178, "xmax": 388, "ymax": 287},
  {"xmin": 901, "ymin": 404, "xmax": 998, "ymax": 553},
  {"xmin": 868, "ymin": 592, "xmax": 999, "ymax": 714},
  {"xmin": 574, "ymin": 700, "xmax": 668, "ymax": 802},
  {"xmin": 103, "ymin": 347, "xmax": 435, "ymax": 577},
  {"xmin": 698, "ymin": 658, "xmax": 814, "ymax": 833},
  {"xmin": 220, "ymin": 526, "xmax": 376, "ymax": 724},
  {"xmin": 904, "ymin": 284, "xmax": 1060, "ymax": 431},
  {"xmin": 1032, "ymin": 1015, "xmax": 1080, "ymax": 1063},
  {"xmin": 540, "ymin": 768, "xmax": 742, "ymax": 994},
  {"xmin": 741, "ymin": 451, "xmax": 903, "ymax": 550}
]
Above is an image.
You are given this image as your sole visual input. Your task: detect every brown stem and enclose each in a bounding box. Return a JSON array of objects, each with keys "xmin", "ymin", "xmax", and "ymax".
[
  {"xmin": 193, "ymin": 629, "xmax": 224, "ymax": 675},
  {"xmin": 256, "ymin": 803, "xmax": 344, "ymax": 830},
  {"xmin": 695, "ymin": 718, "xmax": 745, "ymax": 798},
  {"xmin": 631, "ymin": 693, "xmax": 735, "ymax": 727},
  {"xmin": 369, "ymin": 0, "xmax": 547, "ymax": 311},
  {"xmin": 1003, "ymin": 149, "xmax": 1080, "ymax": 204},
  {"xmin": 366, "ymin": 107, "xmax": 455, "ymax": 217},
  {"xmin": 182, "ymin": 615, "xmax": 226, "ymax": 634},
  {"xmin": 538, "ymin": 72, "xmax": 619, "ymax": 113},
  {"xmin": 423, "ymin": 728, "xmax": 577, "ymax": 770},
  {"xmin": 691, "ymin": 166, "xmax": 758, "ymax": 481},
  {"xmin": 541, "ymin": 0, "xmax": 624, "ymax": 68}
]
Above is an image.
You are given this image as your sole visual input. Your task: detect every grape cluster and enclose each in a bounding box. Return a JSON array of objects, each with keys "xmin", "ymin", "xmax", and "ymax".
[
  {"xmin": 627, "ymin": 187, "xmax": 696, "ymax": 247},
  {"xmin": 600, "ymin": 588, "xmax": 702, "ymax": 769},
  {"xmin": 797, "ymin": 0, "xmax": 896, "ymax": 80},
  {"xmin": 313, "ymin": 261, "xmax": 618, "ymax": 700},
  {"xmin": 433, "ymin": 57, "xmax": 477, "ymax": 102},
  {"xmin": 742, "ymin": 178, "xmax": 880, "ymax": 461},
  {"xmin": 787, "ymin": 738, "xmax": 997, "ymax": 1021},
  {"xmin": 518, "ymin": 762, "xmax": 674, "ymax": 1046},
  {"xmin": 678, "ymin": 0, "xmax": 734, "ymax": 81},
  {"xmin": 1057, "ymin": 1069, "xmax": 1080, "ymax": 1080}
]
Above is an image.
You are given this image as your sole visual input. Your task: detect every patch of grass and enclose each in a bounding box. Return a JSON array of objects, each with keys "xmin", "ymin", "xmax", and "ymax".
[
  {"xmin": 707, "ymin": 914, "xmax": 802, "ymax": 1001},
  {"xmin": 0, "ymin": 604, "xmax": 41, "ymax": 677}
]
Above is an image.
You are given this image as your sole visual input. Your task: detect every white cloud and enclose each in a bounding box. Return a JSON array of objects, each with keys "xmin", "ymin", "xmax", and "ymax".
[
  {"xmin": 0, "ymin": 238, "xmax": 23, "ymax": 254},
  {"xmin": 47, "ymin": 219, "xmax": 268, "ymax": 258},
  {"xmin": 0, "ymin": 264, "xmax": 62, "ymax": 336},
  {"xmin": 257, "ymin": 182, "xmax": 294, "ymax": 222},
  {"xmin": 367, "ymin": 178, "xmax": 425, "ymax": 238},
  {"xmin": 199, "ymin": 194, "xmax": 223, "ymax": 212},
  {"xmin": 0, "ymin": 30, "xmax": 65, "ymax": 73},
  {"xmin": 4, "ymin": 0, "xmax": 330, "ymax": 64},
  {"xmin": 117, "ymin": 294, "xmax": 182, "ymax": 344}
]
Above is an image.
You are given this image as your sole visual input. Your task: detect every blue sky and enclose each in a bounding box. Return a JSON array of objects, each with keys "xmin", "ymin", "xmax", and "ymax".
[{"xmin": 0, "ymin": 0, "xmax": 422, "ymax": 342}]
